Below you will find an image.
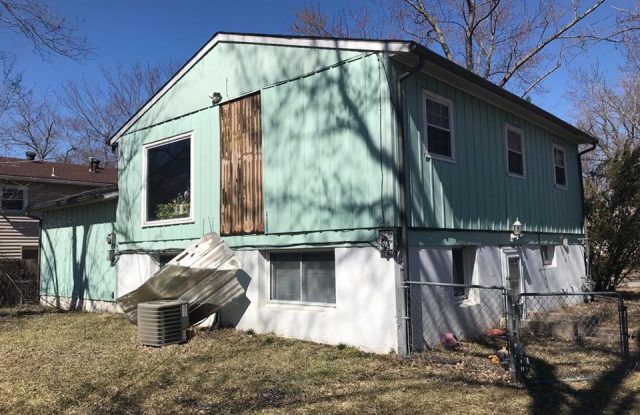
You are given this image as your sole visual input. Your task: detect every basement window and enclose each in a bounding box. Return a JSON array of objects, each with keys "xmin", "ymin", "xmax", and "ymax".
[
  {"xmin": 452, "ymin": 247, "xmax": 477, "ymax": 300},
  {"xmin": 541, "ymin": 245, "xmax": 556, "ymax": 266},
  {"xmin": 553, "ymin": 144, "xmax": 567, "ymax": 188},
  {"xmin": 506, "ymin": 124, "xmax": 525, "ymax": 177},
  {"xmin": 422, "ymin": 90, "xmax": 454, "ymax": 160},
  {"xmin": 270, "ymin": 251, "xmax": 336, "ymax": 305},
  {"xmin": 1, "ymin": 187, "xmax": 26, "ymax": 211},
  {"xmin": 142, "ymin": 133, "xmax": 193, "ymax": 226}
]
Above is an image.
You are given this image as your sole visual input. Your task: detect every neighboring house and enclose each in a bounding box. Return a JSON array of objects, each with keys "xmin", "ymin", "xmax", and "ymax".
[
  {"xmin": 42, "ymin": 32, "xmax": 596, "ymax": 354},
  {"xmin": 0, "ymin": 155, "xmax": 117, "ymax": 260}
]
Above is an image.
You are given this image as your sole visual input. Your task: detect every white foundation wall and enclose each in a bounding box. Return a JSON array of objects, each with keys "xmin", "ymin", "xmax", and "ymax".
[
  {"xmin": 222, "ymin": 247, "xmax": 399, "ymax": 354},
  {"xmin": 409, "ymin": 243, "xmax": 587, "ymax": 350},
  {"xmin": 409, "ymin": 244, "xmax": 586, "ymax": 292},
  {"xmin": 116, "ymin": 253, "xmax": 160, "ymax": 298}
]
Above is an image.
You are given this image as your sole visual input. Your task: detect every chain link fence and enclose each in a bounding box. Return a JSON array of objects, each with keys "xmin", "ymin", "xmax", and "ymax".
[
  {"xmin": 407, "ymin": 282, "xmax": 509, "ymax": 350},
  {"xmin": 406, "ymin": 281, "xmax": 630, "ymax": 383},
  {"xmin": 514, "ymin": 292, "xmax": 629, "ymax": 382}
]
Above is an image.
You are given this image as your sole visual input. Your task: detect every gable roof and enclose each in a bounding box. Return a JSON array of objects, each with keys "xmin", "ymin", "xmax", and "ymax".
[
  {"xmin": 0, "ymin": 157, "xmax": 117, "ymax": 186},
  {"xmin": 109, "ymin": 32, "xmax": 412, "ymax": 145},
  {"xmin": 109, "ymin": 32, "xmax": 596, "ymax": 146}
]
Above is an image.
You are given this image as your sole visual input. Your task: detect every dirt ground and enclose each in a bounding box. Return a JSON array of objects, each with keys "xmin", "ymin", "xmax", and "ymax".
[{"xmin": 0, "ymin": 291, "xmax": 639, "ymax": 414}]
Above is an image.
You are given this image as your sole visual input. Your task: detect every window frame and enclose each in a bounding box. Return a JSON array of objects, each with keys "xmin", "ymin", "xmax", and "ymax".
[
  {"xmin": 540, "ymin": 245, "xmax": 556, "ymax": 267},
  {"xmin": 451, "ymin": 246, "xmax": 477, "ymax": 302},
  {"xmin": 266, "ymin": 250, "xmax": 337, "ymax": 308},
  {"xmin": 0, "ymin": 185, "xmax": 28, "ymax": 212},
  {"xmin": 505, "ymin": 123, "xmax": 526, "ymax": 179},
  {"xmin": 422, "ymin": 90, "xmax": 456, "ymax": 162},
  {"xmin": 552, "ymin": 143, "xmax": 568, "ymax": 189},
  {"xmin": 141, "ymin": 131, "xmax": 195, "ymax": 227}
]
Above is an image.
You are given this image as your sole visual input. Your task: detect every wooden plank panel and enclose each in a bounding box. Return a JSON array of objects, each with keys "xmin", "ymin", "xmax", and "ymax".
[{"xmin": 219, "ymin": 93, "xmax": 264, "ymax": 235}]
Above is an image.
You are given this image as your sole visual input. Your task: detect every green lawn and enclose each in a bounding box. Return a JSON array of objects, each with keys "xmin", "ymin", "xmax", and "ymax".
[{"xmin": 0, "ymin": 306, "xmax": 638, "ymax": 414}]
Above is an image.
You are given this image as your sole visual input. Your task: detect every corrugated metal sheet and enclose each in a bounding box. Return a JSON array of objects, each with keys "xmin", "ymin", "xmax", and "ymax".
[
  {"xmin": 220, "ymin": 93, "xmax": 264, "ymax": 235},
  {"xmin": 0, "ymin": 215, "xmax": 39, "ymax": 259},
  {"xmin": 40, "ymin": 199, "xmax": 117, "ymax": 301}
]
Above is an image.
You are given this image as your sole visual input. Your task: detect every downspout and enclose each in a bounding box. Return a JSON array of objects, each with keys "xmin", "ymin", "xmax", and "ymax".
[
  {"xmin": 578, "ymin": 141, "xmax": 597, "ymax": 281},
  {"xmin": 395, "ymin": 46, "xmax": 425, "ymax": 357}
]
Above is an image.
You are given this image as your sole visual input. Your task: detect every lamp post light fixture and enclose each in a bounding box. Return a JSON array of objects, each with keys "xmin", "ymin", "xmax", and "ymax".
[{"xmin": 510, "ymin": 218, "xmax": 523, "ymax": 242}]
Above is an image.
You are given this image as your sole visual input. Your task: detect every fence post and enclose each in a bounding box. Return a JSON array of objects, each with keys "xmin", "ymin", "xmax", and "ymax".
[
  {"xmin": 618, "ymin": 297, "xmax": 630, "ymax": 362},
  {"xmin": 505, "ymin": 289, "xmax": 519, "ymax": 382}
]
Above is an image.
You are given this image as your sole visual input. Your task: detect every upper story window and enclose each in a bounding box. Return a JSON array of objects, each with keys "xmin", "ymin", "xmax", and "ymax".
[
  {"xmin": 142, "ymin": 132, "xmax": 193, "ymax": 226},
  {"xmin": 1, "ymin": 187, "xmax": 26, "ymax": 211},
  {"xmin": 505, "ymin": 124, "xmax": 525, "ymax": 177},
  {"xmin": 422, "ymin": 90, "xmax": 454, "ymax": 160},
  {"xmin": 553, "ymin": 144, "xmax": 567, "ymax": 188},
  {"xmin": 270, "ymin": 251, "xmax": 336, "ymax": 305}
]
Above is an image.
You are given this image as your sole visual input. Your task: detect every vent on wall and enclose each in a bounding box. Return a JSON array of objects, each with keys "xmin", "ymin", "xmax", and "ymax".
[{"xmin": 137, "ymin": 300, "xmax": 189, "ymax": 346}]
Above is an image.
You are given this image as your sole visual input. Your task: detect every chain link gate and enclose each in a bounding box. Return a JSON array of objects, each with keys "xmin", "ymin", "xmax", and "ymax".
[
  {"xmin": 406, "ymin": 281, "xmax": 630, "ymax": 383},
  {"xmin": 512, "ymin": 292, "xmax": 630, "ymax": 382}
]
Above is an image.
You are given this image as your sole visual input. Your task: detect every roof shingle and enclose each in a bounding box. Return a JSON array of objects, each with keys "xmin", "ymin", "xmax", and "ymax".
[{"xmin": 0, "ymin": 157, "xmax": 117, "ymax": 185}]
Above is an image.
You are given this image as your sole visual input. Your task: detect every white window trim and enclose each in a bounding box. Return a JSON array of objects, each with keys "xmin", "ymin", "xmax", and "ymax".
[
  {"xmin": 141, "ymin": 131, "xmax": 195, "ymax": 227},
  {"xmin": 552, "ymin": 143, "xmax": 568, "ymax": 189},
  {"xmin": 0, "ymin": 185, "xmax": 28, "ymax": 212},
  {"xmin": 264, "ymin": 250, "xmax": 337, "ymax": 308},
  {"xmin": 422, "ymin": 90, "xmax": 456, "ymax": 163},
  {"xmin": 505, "ymin": 123, "xmax": 526, "ymax": 179}
]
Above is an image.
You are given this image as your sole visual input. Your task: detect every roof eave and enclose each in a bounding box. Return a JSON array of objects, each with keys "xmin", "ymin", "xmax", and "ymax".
[{"xmin": 400, "ymin": 43, "xmax": 597, "ymax": 146}]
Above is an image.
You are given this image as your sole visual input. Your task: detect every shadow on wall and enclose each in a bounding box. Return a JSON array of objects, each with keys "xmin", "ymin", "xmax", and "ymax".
[
  {"xmin": 40, "ymin": 202, "xmax": 116, "ymax": 310},
  {"xmin": 219, "ymin": 269, "xmax": 251, "ymax": 327}
]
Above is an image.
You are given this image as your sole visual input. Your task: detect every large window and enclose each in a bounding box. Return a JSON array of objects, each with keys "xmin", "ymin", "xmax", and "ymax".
[
  {"xmin": 422, "ymin": 91, "xmax": 454, "ymax": 160},
  {"xmin": 506, "ymin": 125, "xmax": 525, "ymax": 177},
  {"xmin": 270, "ymin": 251, "xmax": 336, "ymax": 305},
  {"xmin": 553, "ymin": 144, "xmax": 567, "ymax": 188},
  {"xmin": 143, "ymin": 133, "xmax": 193, "ymax": 225},
  {"xmin": 1, "ymin": 187, "xmax": 26, "ymax": 211}
]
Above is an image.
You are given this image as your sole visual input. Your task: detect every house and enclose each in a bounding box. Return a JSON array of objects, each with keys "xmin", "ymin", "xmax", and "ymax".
[
  {"xmin": 40, "ymin": 32, "xmax": 596, "ymax": 354},
  {"xmin": 0, "ymin": 154, "xmax": 116, "ymax": 260}
]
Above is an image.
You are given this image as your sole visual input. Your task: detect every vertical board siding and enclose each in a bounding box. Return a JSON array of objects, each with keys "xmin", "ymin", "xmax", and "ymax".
[
  {"xmin": 403, "ymin": 64, "xmax": 583, "ymax": 234},
  {"xmin": 220, "ymin": 93, "xmax": 264, "ymax": 235},
  {"xmin": 39, "ymin": 199, "xmax": 117, "ymax": 301},
  {"xmin": 262, "ymin": 54, "xmax": 397, "ymax": 234}
]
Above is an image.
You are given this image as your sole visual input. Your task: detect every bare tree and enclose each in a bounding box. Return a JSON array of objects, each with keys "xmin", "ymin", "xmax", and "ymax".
[
  {"xmin": 1, "ymin": 91, "xmax": 62, "ymax": 160},
  {"xmin": 0, "ymin": 0, "xmax": 90, "ymax": 60},
  {"xmin": 291, "ymin": 0, "xmax": 627, "ymax": 97},
  {"xmin": 59, "ymin": 62, "xmax": 175, "ymax": 166},
  {"xmin": 0, "ymin": 56, "xmax": 23, "ymax": 125}
]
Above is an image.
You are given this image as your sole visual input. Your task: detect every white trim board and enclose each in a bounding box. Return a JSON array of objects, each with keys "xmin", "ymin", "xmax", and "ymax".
[{"xmin": 110, "ymin": 33, "xmax": 412, "ymax": 145}]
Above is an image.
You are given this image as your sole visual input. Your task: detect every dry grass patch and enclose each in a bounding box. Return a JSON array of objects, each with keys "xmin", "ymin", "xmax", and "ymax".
[{"xmin": 0, "ymin": 303, "xmax": 638, "ymax": 414}]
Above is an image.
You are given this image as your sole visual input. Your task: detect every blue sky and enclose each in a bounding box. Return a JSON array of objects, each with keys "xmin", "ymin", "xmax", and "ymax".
[{"xmin": 8, "ymin": 0, "xmax": 627, "ymax": 123}]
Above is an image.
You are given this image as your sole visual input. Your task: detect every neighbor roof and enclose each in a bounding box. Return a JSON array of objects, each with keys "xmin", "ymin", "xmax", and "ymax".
[
  {"xmin": 109, "ymin": 31, "xmax": 596, "ymax": 146},
  {"xmin": 31, "ymin": 185, "xmax": 118, "ymax": 211},
  {"xmin": 0, "ymin": 157, "xmax": 117, "ymax": 186}
]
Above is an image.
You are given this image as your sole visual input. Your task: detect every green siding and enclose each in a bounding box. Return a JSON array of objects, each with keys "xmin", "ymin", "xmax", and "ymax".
[
  {"xmin": 117, "ymin": 47, "xmax": 398, "ymax": 250},
  {"xmin": 133, "ymin": 43, "xmax": 364, "ymax": 132},
  {"xmin": 262, "ymin": 53, "xmax": 397, "ymax": 233},
  {"xmin": 401, "ymin": 63, "xmax": 584, "ymax": 235},
  {"xmin": 40, "ymin": 199, "xmax": 117, "ymax": 302}
]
